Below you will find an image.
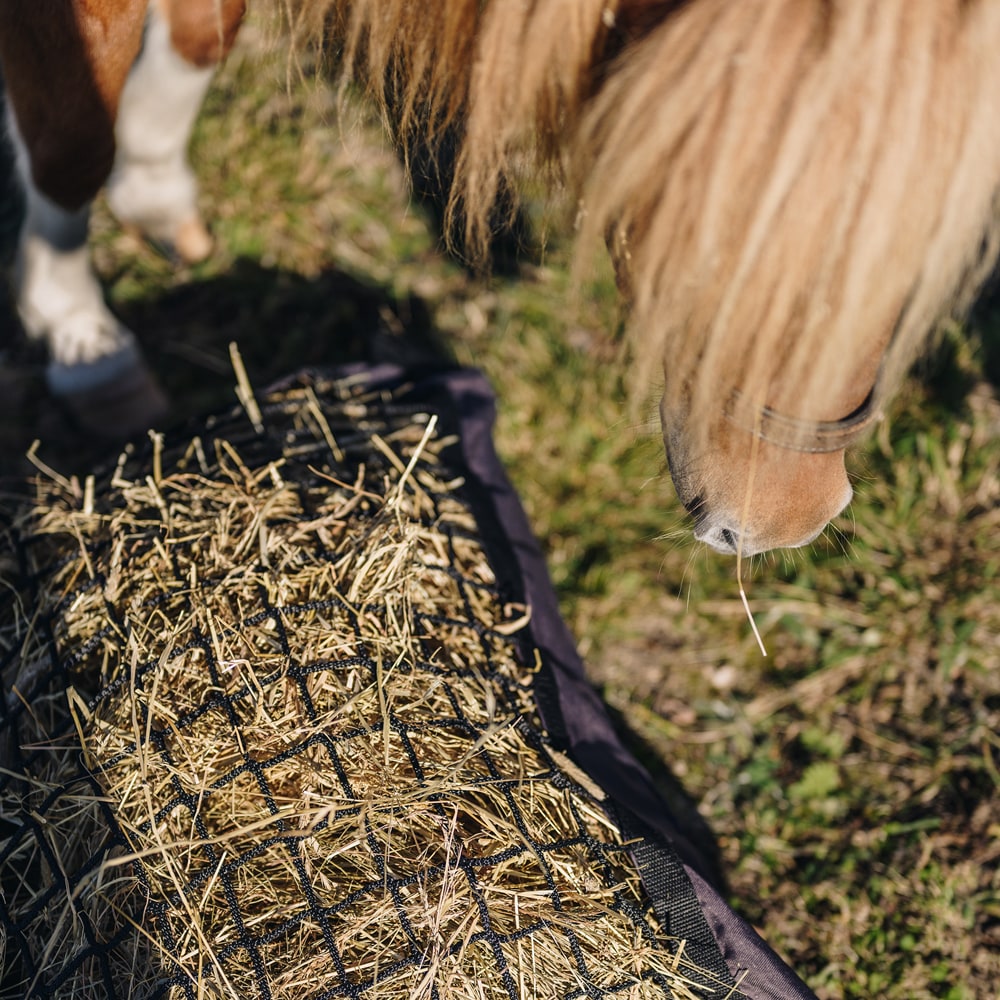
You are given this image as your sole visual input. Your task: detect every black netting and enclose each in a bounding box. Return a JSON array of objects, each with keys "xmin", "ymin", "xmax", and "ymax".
[{"xmin": 0, "ymin": 369, "xmax": 742, "ymax": 1000}]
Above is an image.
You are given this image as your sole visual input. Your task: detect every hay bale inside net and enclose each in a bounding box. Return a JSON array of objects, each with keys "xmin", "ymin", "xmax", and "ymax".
[{"xmin": 0, "ymin": 372, "xmax": 735, "ymax": 1000}]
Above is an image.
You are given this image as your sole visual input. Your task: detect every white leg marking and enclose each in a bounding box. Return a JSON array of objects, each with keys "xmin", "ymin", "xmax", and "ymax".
[
  {"xmin": 107, "ymin": 4, "xmax": 216, "ymax": 261},
  {"xmin": 5, "ymin": 98, "xmax": 140, "ymax": 393},
  {"xmin": 6, "ymin": 100, "xmax": 168, "ymax": 433}
]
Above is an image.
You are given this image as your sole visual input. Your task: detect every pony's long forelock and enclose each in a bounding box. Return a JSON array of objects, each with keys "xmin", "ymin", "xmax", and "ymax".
[{"xmin": 290, "ymin": 0, "xmax": 1000, "ymax": 438}]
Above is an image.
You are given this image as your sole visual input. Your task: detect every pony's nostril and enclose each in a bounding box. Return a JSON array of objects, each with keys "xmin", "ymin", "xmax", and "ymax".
[
  {"xmin": 693, "ymin": 522, "xmax": 743, "ymax": 555},
  {"xmin": 682, "ymin": 494, "xmax": 705, "ymax": 517}
]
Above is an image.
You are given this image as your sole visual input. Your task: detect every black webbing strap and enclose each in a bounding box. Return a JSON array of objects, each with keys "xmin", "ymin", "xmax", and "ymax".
[{"xmin": 612, "ymin": 804, "xmax": 739, "ymax": 993}]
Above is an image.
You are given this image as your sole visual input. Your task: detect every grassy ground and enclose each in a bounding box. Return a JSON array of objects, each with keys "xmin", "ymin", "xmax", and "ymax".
[{"xmin": 2, "ymin": 25, "xmax": 999, "ymax": 1000}]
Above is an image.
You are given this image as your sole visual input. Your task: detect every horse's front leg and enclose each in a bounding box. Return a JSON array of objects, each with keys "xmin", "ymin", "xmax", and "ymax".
[
  {"xmin": 107, "ymin": 0, "xmax": 245, "ymax": 263},
  {"xmin": 0, "ymin": 0, "xmax": 168, "ymax": 435},
  {"xmin": 8, "ymin": 167, "xmax": 167, "ymax": 429}
]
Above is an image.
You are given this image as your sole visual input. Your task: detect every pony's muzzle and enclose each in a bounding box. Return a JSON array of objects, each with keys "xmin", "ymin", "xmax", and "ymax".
[
  {"xmin": 678, "ymin": 467, "xmax": 853, "ymax": 555},
  {"xmin": 663, "ymin": 404, "xmax": 855, "ymax": 555}
]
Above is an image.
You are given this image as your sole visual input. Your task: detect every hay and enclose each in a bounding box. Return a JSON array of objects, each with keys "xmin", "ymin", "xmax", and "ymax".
[{"xmin": 0, "ymin": 371, "xmax": 736, "ymax": 999}]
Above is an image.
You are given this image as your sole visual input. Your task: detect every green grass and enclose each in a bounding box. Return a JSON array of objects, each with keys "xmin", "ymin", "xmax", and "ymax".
[{"xmin": 4, "ymin": 25, "xmax": 999, "ymax": 1000}]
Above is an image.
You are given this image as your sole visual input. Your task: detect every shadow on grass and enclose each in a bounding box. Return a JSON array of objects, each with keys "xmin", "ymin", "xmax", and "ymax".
[
  {"xmin": 972, "ymin": 276, "xmax": 1000, "ymax": 389},
  {"xmin": 0, "ymin": 260, "xmax": 453, "ymax": 486},
  {"xmin": 129, "ymin": 257, "xmax": 454, "ymax": 419},
  {"xmin": 871, "ymin": 280, "xmax": 1000, "ymax": 430},
  {"xmin": 602, "ymin": 701, "xmax": 729, "ymax": 893}
]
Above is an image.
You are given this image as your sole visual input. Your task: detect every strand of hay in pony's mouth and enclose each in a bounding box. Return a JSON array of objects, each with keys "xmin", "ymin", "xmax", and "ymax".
[{"xmin": 0, "ymin": 369, "xmax": 736, "ymax": 998}]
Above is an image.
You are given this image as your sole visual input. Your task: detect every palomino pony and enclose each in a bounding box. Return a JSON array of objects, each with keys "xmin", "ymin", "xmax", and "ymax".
[
  {"xmin": 0, "ymin": 0, "xmax": 245, "ymax": 429},
  {"xmin": 7, "ymin": 0, "xmax": 1000, "ymax": 558}
]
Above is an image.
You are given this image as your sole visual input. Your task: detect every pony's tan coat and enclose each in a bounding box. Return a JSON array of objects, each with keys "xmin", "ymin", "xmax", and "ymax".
[
  {"xmin": 295, "ymin": 0, "xmax": 1000, "ymax": 550},
  {"xmin": 312, "ymin": 0, "xmax": 1000, "ymax": 411}
]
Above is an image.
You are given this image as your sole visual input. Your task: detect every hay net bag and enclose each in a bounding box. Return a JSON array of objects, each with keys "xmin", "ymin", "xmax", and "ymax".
[{"xmin": 0, "ymin": 364, "xmax": 818, "ymax": 1000}]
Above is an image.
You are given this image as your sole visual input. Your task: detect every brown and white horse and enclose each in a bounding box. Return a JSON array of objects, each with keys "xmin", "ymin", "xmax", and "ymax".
[
  {"xmin": 0, "ymin": 0, "xmax": 245, "ymax": 430},
  {"xmin": 5, "ymin": 0, "xmax": 1000, "ymax": 556}
]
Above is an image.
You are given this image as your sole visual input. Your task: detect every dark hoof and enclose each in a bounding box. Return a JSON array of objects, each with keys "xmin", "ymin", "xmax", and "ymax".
[{"xmin": 49, "ymin": 348, "xmax": 169, "ymax": 439}]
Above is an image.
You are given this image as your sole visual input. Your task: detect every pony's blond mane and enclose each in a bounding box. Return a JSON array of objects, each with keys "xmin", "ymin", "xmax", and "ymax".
[{"xmin": 285, "ymin": 0, "xmax": 1000, "ymax": 433}]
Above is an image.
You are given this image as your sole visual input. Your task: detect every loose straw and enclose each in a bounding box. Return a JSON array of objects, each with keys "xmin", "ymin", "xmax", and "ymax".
[{"xmin": 737, "ymin": 403, "xmax": 768, "ymax": 658}]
